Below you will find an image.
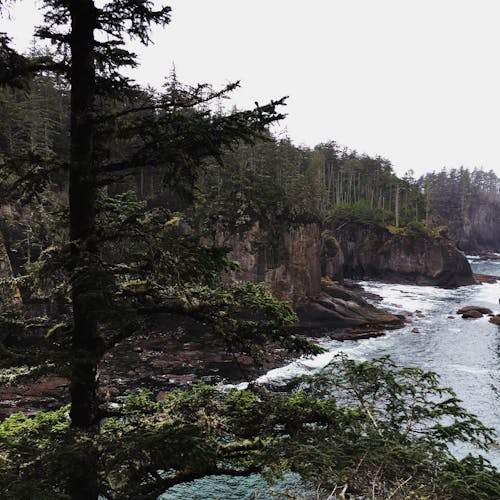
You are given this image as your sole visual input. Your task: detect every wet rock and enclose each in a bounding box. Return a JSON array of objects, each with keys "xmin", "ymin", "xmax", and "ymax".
[
  {"xmin": 473, "ymin": 273, "xmax": 499, "ymax": 284},
  {"xmin": 489, "ymin": 315, "xmax": 500, "ymax": 325},
  {"xmin": 457, "ymin": 306, "xmax": 493, "ymax": 315},
  {"xmin": 476, "ymin": 253, "xmax": 500, "ymax": 261},
  {"xmin": 411, "ymin": 327, "xmax": 420, "ymax": 333},
  {"xmin": 295, "ymin": 282, "xmax": 403, "ymax": 333},
  {"xmin": 461, "ymin": 310, "xmax": 483, "ymax": 319},
  {"xmin": 330, "ymin": 329, "xmax": 386, "ymax": 341},
  {"xmin": 0, "ymin": 375, "xmax": 69, "ymax": 418}
]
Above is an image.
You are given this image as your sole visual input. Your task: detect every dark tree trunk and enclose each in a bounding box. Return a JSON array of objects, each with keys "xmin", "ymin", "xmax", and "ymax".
[
  {"xmin": 68, "ymin": 1, "xmax": 99, "ymax": 498},
  {"xmin": 68, "ymin": 0, "xmax": 99, "ymax": 428}
]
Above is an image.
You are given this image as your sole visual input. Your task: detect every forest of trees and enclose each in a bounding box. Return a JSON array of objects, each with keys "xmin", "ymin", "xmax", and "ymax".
[
  {"xmin": 2, "ymin": 64, "xmax": 499, "ymax": 246},
  {"xmin": 1, "ymin": 1, "xmax": 499, "ymax": 499}
]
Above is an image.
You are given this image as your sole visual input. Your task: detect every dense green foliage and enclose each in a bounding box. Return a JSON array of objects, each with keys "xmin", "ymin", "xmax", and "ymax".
[
  {"xmin": 195, "ymin": 139, "xmax": 426, "ymax": 230},
  {"xmin": 1, "ymin": 356, "xmax": 498, "ymax": 499},
  {"xmin": 328, "ymin": 201, "xmax": 395, "ymax": 227}
]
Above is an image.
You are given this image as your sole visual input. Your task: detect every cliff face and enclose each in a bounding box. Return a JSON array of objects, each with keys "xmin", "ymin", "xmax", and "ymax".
[
  {"xmin": 217, "ymin": 221, "xmax": 402, "ymax": 330},
  {"xmin": 219, "ymin": 218, "xmax": 475, "ymax": 308},
  {"xmin": 453, "ymin": 200, "xmax": 500, "ymax": 253},
  {"xmin": 334, "ymin": 223, "xmax": 474, "ymax": 288},
  {"xmin": 321, "ymin": 230, "xmax": 344, "ymax": 283},
  {"xmin": 216, "ymin": 221, "xmax": 322, "ymax": 306}
]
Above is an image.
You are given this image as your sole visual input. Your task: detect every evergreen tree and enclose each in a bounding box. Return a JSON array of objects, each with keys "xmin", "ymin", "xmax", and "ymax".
[{"xmin": 0, "ymin": 3, "xmax": 313, "ymax": 497}]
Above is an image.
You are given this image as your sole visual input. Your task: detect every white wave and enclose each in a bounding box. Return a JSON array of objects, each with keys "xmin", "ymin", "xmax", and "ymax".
[
  {"xmin": 359, "ymin": 280, "xmax": 462, "ymax": 314},
  {"xmin": 447, "ymin": 364, "xmax": 500, "ymax": 376},
  {"xmin": 219, "ymin": 381, "xmax": 249, "ymax": 392}
]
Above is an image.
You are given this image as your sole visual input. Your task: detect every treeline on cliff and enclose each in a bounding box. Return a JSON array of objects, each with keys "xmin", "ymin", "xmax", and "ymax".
[
  {"xmin": 3, "ymin": 67, "xmax": 498, "ymax": 255},
  {"xmin": 419, "ymin": 167, "xmax": 500, "ymax": 252},
  {"xmin": 1, "ymin": 19, "xmax": 499, "ymax": 499},
  {"xmin": 0, "ymin": 68, "xmax": 423, "ymax": 230}
]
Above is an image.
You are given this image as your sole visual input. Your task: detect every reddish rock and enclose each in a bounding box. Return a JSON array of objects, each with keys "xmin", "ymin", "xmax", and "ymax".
[
  {"xmin": 473, "ymin": 273, "xmax": 498, "ymax": 284},
  {"xmin": 0, "ymin": 375, "xmax": 70, "ymax": 418},
  {"xmin": 215, "ymin": 221, "xmax": 322, "ymax": 306}
]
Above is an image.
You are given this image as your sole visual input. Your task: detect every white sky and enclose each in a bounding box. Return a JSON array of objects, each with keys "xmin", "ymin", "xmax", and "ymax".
[{"xmin": 3, "ymin": 0, "xmax": 500, "ymax": 177}]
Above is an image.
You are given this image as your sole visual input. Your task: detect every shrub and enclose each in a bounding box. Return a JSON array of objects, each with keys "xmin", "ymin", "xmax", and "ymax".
[{"xmin": 329, "ymin": 201, "xmax": 394, "ymax": 227}]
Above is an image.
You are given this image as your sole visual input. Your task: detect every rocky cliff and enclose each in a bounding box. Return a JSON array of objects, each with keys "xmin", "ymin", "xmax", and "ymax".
[
  {"xmin": 452, "ymin": 199, "xmax": 500, "ymax": 253},
  {"xmin": 216, "ymin": 221, "xmax": 322, "ymax": 306},
  {"xmin": 217, "ymin": 221, "xmax": 402, "ymax": 331},
  {"xmin": 333, "ymin": 222, "xmax": 475, "ymax": 287}
]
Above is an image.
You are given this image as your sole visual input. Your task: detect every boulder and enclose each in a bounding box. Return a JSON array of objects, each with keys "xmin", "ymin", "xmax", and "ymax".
[
  {"xmin": 489, "ymin": 315, "xmax": 500, "ymax": 325},
  {"xmin": 461, "ymin": 310, "xmax": 483, "ymax": 319},
  {"xmin": 457, "ymin": 306, "xmax": 493, "ymax": 315}
]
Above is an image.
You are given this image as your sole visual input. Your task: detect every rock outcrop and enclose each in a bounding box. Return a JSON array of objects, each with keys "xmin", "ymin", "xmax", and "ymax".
[
  {"xmin": 216, "ymin": 221, "xmax": 321, "ymax": 306},
  {"xmin": 457, "ymin": 306, "xmax": 493, "ymax": 315},
  {"xmin": 296, "ymin": 281, "xmax": 403, "ymax": 333},
  {"xmin": 333, "ymin": 223, "xmax": 475, "ymax": 288},
  {"xmin": 321, "ymin": 230, "xmax": 344, "ymax": 283},
  {"xmin": 217, "ymin": 221, "xmax": 402, "ymax": 332},
  {"xmin": 453, "ymin": 200, "xmax": 500, "ymax": 253},
  {"xmin": 490, "ymin": 315, "xmax": 500, "ymax": 325}
]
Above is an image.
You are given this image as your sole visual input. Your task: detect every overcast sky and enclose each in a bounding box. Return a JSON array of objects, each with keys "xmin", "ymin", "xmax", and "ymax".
[{"xmin": 3, "ymin": 0, "xmax": 500, "ymax": 177}]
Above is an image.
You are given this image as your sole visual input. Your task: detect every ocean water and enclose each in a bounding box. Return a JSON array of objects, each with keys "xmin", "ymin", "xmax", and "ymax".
[{"xmin": 161, "ymin": 258, "xmax": 500, "ymax": 498}]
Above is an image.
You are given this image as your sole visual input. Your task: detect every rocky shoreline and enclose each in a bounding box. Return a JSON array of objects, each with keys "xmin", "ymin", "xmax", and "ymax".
[
  {"xmin": 0, "ymin": 279, "xmax": 406, "ymax": 419},
  {"xmin": 4, "ymin": 266, "xmax": 500, "ymax": 419},
  {"xmin": 1, "ymin": 215, "xmax": 497, "ymax": 419}
]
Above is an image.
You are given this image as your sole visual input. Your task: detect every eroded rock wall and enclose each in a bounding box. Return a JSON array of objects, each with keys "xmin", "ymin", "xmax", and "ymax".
[
  {"xmin": 216, "ymin": 221, "xmax": 322, "ymax": 305},
  {"xmin": 454, "ymin": 200, "xmax": 500, "ymax": 253},
  {"xmin": 334, "ymin": 223, "xmax": 474, "ymax": 287}
]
